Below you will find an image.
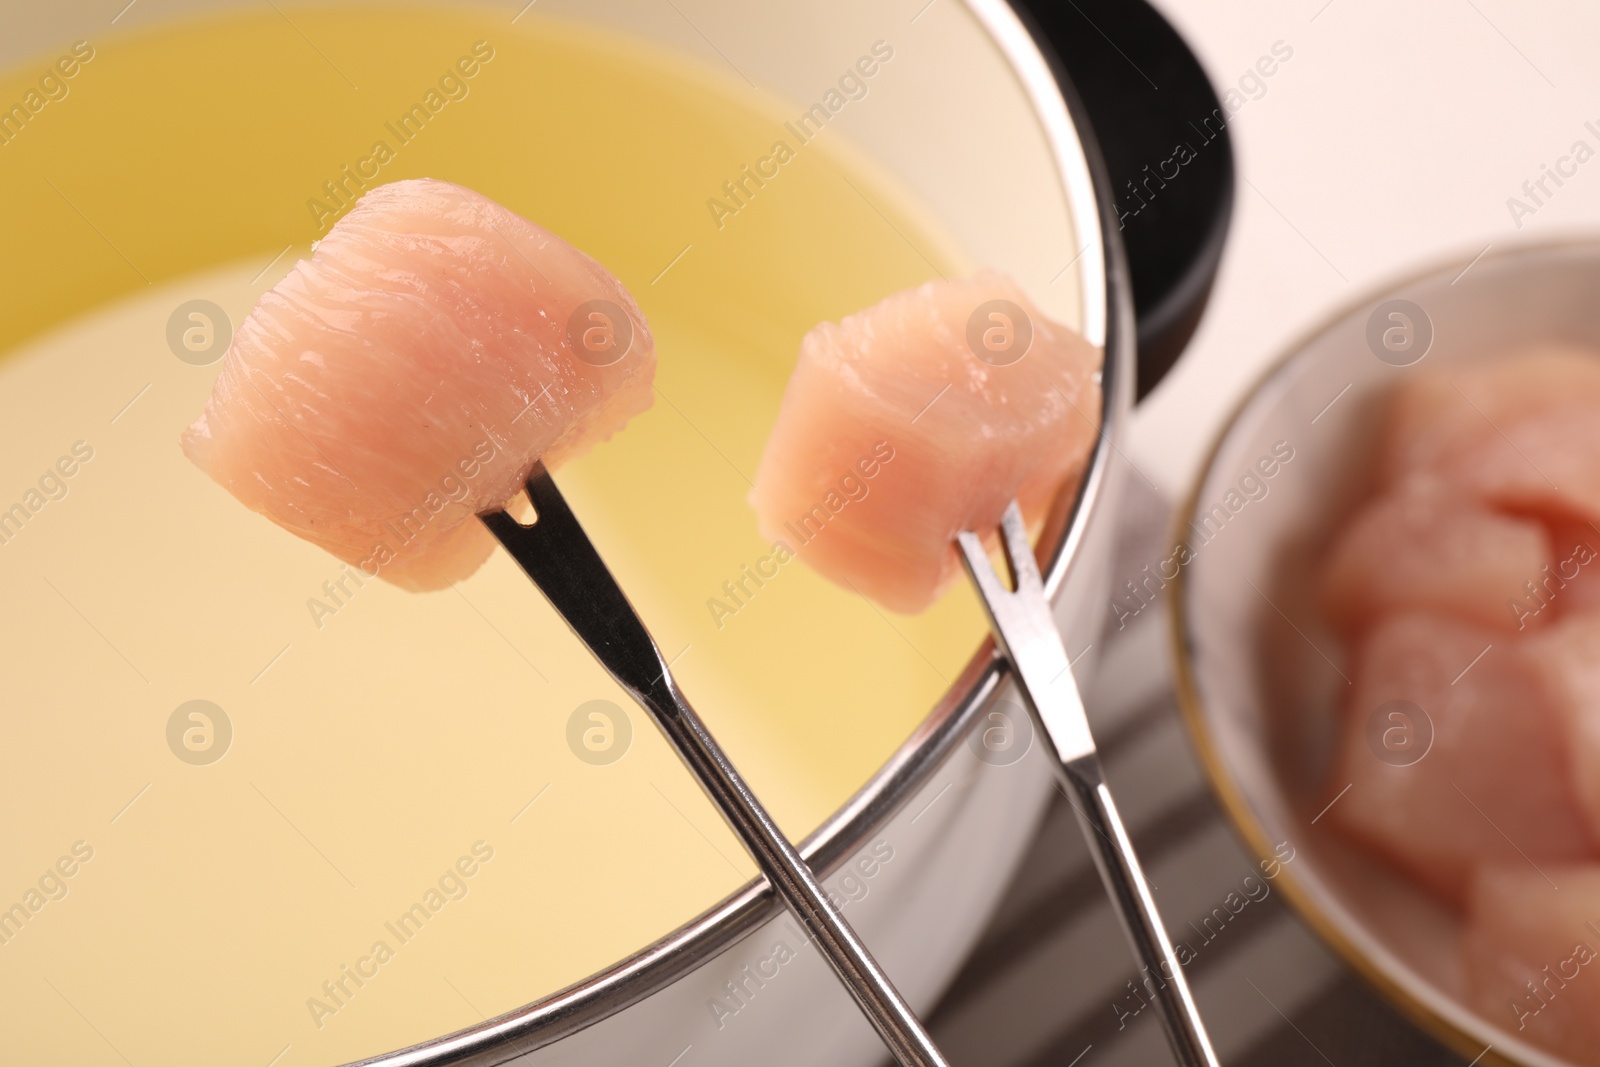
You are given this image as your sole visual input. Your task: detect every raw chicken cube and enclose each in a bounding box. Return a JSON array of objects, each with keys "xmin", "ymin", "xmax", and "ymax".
[
  {"xmin": 1463, "ymin": 865, "xmax": 1600, "ymax": 1064},
  {"xmin": 1524, "ymin": 612, "xmax": 1600, "ymax": 842},
  {"xmin": 1378, "ymin": 344, "xmax": 1600, "ymax": 482},
  {"xmin": 1542, "ymin": 519, "xmax": 1600, "ymax": 619},
  {"xmin": 749, "ymin": 271, "xmax": 1101, "ymax": 614},
  {"xmin": 1430, "ymin": 407, "xmax": 1600, "ymax": 524},
  {"xmin": 182, "ymin": 179, "xmax": 655, "ymax": 589},
  {"xmin": 1319, "ymin": 486, "xmax": 1550, "ymax": 633},
  {"xmin": 1327, "ymin": 612, "xmax": 1594, "ymax": 903}
]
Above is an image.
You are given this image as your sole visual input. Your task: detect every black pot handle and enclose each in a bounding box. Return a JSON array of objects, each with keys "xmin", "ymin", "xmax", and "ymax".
[{"xmin": 1012, "ymin": 0, "xmax": 1235, "ymax": 400}]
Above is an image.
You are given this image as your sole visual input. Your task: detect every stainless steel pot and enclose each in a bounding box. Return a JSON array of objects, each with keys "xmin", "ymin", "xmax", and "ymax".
[
  {"xmin": 0, "ymin": 2, "xmax": 1156, "ymax": 1064},
  {"xmin": 349, "ymin": 4, "xmax": 1134, "ymax": 1063}
]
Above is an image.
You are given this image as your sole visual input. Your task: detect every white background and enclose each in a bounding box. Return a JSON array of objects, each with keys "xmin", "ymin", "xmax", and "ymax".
[{"xmin": 1133, "ymin": 0, "xmax": 1600, "ymax": 494}]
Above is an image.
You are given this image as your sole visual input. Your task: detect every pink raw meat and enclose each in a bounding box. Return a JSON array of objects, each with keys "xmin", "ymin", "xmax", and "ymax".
[
  {"xmin": 1378, "ymin": 343, "xmax": 1600, "ymax": 482},
  {"xmin": 1378, "ymin": 345, "xmax": 1600, "ymax": 522},
  {"xmin": 1524, "ymin": 612, "xmax": 1600, "ymax": 842},
  {"xmin": 1543, "ymin": 519, "xmax": 1600, "ymax": 618},
  {"xmin": 1319, "ymin": 485, "xmax": 1550, "ymax": 633},
  {"xmin": 183, "ymin": 179, "xmax": 655, "ymax": 589},
  {"xmin": 1440, "ymin": 406, "xmax": 1600, "ymax": 523},
  {"xmin": 1464, "ymin": 865, "xmax": 1600, "ymax": 1064},
  {"xmin": 1326, "ymin": 612, "xmax": 1595, "ymax": 904},
  {"xmin": 749, "ymin": 271, "xmax": 1101, "ymax": 614}
]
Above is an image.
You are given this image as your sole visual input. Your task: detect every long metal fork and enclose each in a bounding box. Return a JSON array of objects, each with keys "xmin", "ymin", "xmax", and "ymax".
[
  {"xmin": 956, "ymin": 501, "xmax": 1220, "ymax": 1067},
  {"xmin": 480, "ymin": 462, "xmax": 949, "ymax": 1067}
]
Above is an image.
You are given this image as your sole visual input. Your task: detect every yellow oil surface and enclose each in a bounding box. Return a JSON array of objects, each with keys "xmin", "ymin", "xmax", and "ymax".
[{"xmin": 0, "ymin": 7, "xmax": 987, "ymax": 1065}]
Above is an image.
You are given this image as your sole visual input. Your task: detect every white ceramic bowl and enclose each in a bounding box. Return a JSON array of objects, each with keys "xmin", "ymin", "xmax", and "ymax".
[{"xmin": 1172, "ymin": 238, "xmax": 1600, "ymax": 1067}]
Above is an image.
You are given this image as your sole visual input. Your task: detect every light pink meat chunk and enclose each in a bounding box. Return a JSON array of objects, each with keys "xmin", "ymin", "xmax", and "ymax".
[
  {"xmin": 1327, "ymin": 612, "xmax": 1594, "ymax": 904},
  {"xmin": 749, "ymin": 271, "xmax": 1101, "ymax": 614},
  {"xmin": 1378, "ymin": 344, "xmax": 1600, "ymax": 480},
  {"xmin": 183, "ymin": 179, "xmax": 655, "ymax": 589},
  {"xmin": 1431, "ymin": 408, "xmax": 1600, "ymax": 524},
  {"xmin": 1378, "ymin": 344, "xmax": 1600, "ymax": 522},
  {"xmin": 1543, "ymin": 520, "xmax": 1600, "ymax": 619},
  {"xmin": 1319, "ymin": 486, "xmax": 1551, "ymax": 633},
  {"xmin": 1463, "ymin": 865, "xmax": 1600, "ymax": 1064},
  {"xmin": 1524, "ymin": 612, "xmax": 1600, "ymax": 843}
]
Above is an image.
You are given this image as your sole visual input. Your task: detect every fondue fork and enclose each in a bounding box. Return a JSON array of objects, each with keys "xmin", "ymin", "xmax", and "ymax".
[
  {"xmin": 957, "ymin": 501, "xmax": 1220, "ymax": 1067},
  {"xmin": 480, "ymin": 461, "xmax": 950, "ymax": 1067}
]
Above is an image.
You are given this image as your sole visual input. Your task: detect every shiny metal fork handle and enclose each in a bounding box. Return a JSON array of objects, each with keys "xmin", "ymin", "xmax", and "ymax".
[
  {"xmin": 957, "ymin": 502, "xmax": 1220, "ymax": 1067},
  {"xmin": 481, "ymin": 462, "xmax": 949, "ymax": 1067}
]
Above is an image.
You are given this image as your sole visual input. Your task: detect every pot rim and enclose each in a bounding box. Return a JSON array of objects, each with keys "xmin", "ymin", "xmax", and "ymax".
[
  {"xmin": 1166, "ymin": 234, "xmax": 1600, "ymax": 1067},
  {"xmin": 351, "ymin": 1, "xmax": 1132, "ymax": 1062}
]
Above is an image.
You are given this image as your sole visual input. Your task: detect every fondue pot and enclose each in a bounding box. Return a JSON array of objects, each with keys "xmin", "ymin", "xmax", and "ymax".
[{"xmin": 0, "ymin": 1, "xmax": 1231, "ymax": 1064}]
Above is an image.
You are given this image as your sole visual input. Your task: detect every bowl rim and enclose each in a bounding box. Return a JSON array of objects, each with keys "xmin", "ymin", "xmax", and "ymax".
[
  {"xmin": 1166, "ymin": 234, "xmax": 1600, "ymax": 1067},
  {"xmin": 350, "ymin": 1, "xmax": 1134, "ymax": 1063}
]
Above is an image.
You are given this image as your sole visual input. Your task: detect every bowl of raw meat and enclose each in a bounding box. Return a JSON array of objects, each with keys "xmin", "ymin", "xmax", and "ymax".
[{"xmin": 1173, "ymin": 237, "xmax": 1600, "ymax": 1067}]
